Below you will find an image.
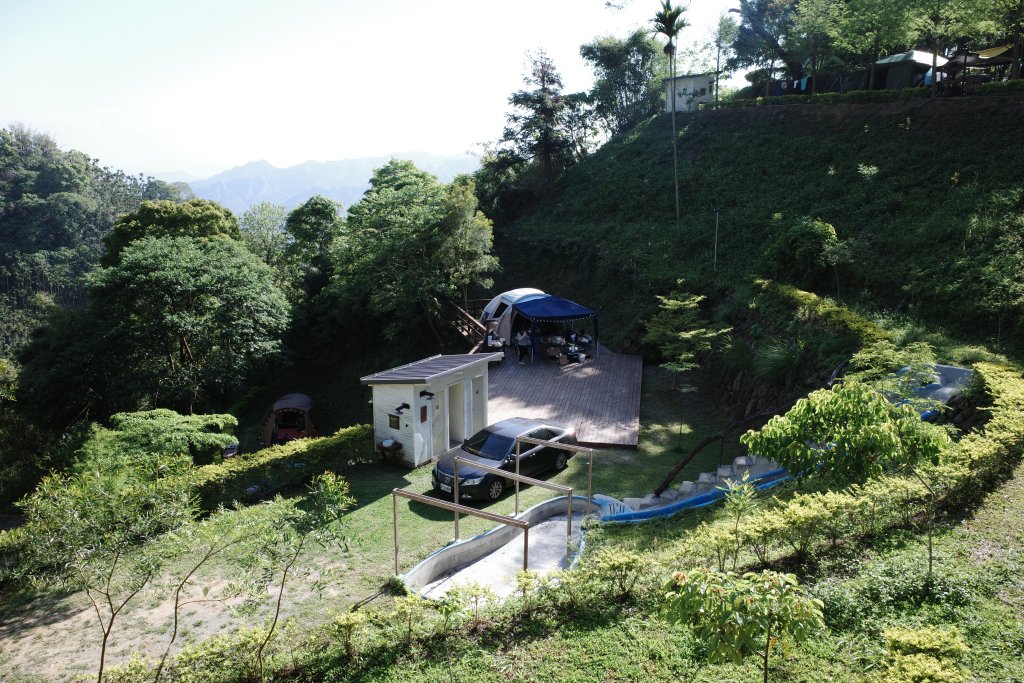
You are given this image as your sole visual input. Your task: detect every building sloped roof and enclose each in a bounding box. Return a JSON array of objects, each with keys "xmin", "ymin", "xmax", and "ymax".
[{"xmin": 360, "ymin": 354, "xmax": 502, "ymax": 385}]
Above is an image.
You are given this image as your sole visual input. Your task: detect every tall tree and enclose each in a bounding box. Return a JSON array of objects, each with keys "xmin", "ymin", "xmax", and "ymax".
[
  {"xmin": 101, "ymin": 199, "xmax": 240, "ymax": 266},
  {"xmin": 501, "ymin": 50, "xmax": 575, "ymax": 190},
  {"xmin": 835, "ymin": 0, "xmax": 917, "ymax": 89},
  {"xmin": 653, "ymin": 0, "xmax": 688, "ymax": 233},
  {"xmin": 914, "ymin": 0, "xmax": 995, "ymax": 96},
  {"xmin": 239, "ymin": 201, "xmax": 290, "ymax": 268},
  {"xmin": 440, "ymin": 176, "xmax": 499, "ymax": 309},
  {"xmin": 327, "ymin": 160, "xmax": 497, "ymax": 344},
  {"xmin": 792, "ymin": 0, "xmax": 841, "ymax": 94},
  {"xmin": 730, "ymin": 0, "xmax": 802, "ymax": 81},
  {"xmin": 284, "ymin": 195, "xmax": 343, "ymax": 300},
  {"xmin": 713, "ymin": 14, "xmax": 740, "ymax": 106},
  {"xmin": 580, "ymin": 29, "xmax": 665, "ymax": 135},
  {"xmin": 993, "ymin": 0, "xmax": 1024, "ymax": 78},
  {"xmin": 20, "ymin": 237, "xmax": 289, "ymax": 421}
]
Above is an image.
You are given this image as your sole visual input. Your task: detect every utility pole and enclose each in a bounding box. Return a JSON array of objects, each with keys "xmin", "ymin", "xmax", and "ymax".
[{"xmin": 713, "ymin": 205, "xmax": 720, "ymax": 271}]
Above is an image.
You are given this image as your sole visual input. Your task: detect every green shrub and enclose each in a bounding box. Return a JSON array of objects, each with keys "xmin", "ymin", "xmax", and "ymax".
[
  {"xmin": 975, "ymin": 79, "xmax": 1024, "ymax": 95},
  {"xmin": 186, "ymin": 424, "xmax": 373, "ymax": 510},
  {"xmin": 165, "ymin": 626, "xmax": 267, "ymax": 683},
  {"xmin": 882, "ymin": 626, "xmax": 970, "ymax": 683},
  {"xmin": 752, "ymin": 337, "xmax": 806, "ymax": 389},
  {"xmin": 753, "ymin": 279, "xmax": 889, "ymax": 348},
  {"xmin": 887, "ymin": 653, "xmax": 966, "ymax": 683},
  {"xmin": 719, "ymin": 88, "xmax": 930, "ymax": 108},
  {"xmin": 884, "ymin": 625, "xmax": 969, "ymax": 661},
  {"xmin": 936, "ymin": 362, "xmax": 1024, "ymax": 508}
]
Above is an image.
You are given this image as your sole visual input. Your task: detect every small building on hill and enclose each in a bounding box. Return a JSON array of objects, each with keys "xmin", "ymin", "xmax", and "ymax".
[
  {"xmin": 664, "ymin": 73, "xmax": 716, "ymax": 113},
  {"xmin": 361, "ymin": 353, "xmax": 502, "ymax": 467}
]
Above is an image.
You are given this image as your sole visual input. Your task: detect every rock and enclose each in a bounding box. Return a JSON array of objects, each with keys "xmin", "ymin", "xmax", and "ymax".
[{"xmin": 679, "ymin": 481, "xmax": 697, "ymax": 495}]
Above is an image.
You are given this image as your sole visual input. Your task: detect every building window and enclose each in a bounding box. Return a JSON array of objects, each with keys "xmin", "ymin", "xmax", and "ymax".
[{"xmin": 388, "ymin": 414, "xmax": 400, "ymax": 429}]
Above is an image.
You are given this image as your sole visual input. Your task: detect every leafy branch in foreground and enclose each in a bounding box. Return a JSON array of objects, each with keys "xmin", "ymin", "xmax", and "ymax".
[
  {"xmin": 18, "ymin": 470, "xmax": 195, "ymax": 683},
  {"xmin": 664, "ymin": 568, "xmax": 824, "ymax": 683}
]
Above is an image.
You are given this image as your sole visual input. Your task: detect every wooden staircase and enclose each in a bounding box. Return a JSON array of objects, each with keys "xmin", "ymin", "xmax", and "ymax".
[{"xmin": 448, "ymin": 302, "xmax": 487, "ymax": 353}]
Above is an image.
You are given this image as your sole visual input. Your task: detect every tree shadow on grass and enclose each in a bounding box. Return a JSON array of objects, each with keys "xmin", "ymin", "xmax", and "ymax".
[{"xmin": 0, "ymin": 587, "xmax": 82, "ymax": 640}]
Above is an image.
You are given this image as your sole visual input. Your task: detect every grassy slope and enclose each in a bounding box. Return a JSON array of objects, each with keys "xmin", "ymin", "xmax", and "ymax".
[
  {"xmin": 0, "ymin": 367, "xmax": 737, "ymax": 681},
  {"xmin": 296, "ymin": 439, "xmax": 1024, "ymax": 683},
  {"xmin": 495, "ymin": 96, "xmax": 1024, "ymax": 349}
]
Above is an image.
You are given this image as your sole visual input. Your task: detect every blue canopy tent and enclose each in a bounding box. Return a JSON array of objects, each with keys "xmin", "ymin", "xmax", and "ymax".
[{"xmin": 511, "ymin": 295, "xmax": 599, "ymax": 360}]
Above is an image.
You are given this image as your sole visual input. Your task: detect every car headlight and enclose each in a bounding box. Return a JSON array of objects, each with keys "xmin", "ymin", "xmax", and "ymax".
[{"xmin": 462, "ymin": 477, "xmax": 484, "ymax": 486}]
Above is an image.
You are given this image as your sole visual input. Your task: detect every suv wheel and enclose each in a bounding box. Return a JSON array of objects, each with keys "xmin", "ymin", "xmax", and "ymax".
[
  {"xmin": 486, "ymin": 478, "xmax": 504, "ymax": 500},
  {"xmin": 554, "ymin": 452, "xmax": 568, "ymax": 471}
]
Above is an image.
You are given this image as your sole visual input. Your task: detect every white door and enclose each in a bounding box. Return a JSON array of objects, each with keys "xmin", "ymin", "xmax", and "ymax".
[
  {"xmin": 431, "ymin": 388, "xmax": 447, "ymax": 459},
  {"xmin": 471, "ymin": 375, "xmax": 486, "ymax": 434},
  {"xmin": 448, "ymin": 381, "xmax": 466, "ymax": 445}
]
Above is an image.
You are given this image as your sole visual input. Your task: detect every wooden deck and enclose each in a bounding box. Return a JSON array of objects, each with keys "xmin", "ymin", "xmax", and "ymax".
[{"xmin": 487, "ymin": 346, "xmax": 642, "ymax": 447}]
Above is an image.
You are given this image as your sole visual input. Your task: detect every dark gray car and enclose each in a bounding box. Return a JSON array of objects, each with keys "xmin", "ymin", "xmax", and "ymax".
[{"xmin": 431, "ymin": 417, "xmax": 577, "ymax": 501}]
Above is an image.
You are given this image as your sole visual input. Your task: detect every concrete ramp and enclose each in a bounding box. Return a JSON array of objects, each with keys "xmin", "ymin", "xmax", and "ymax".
[{"xmin": 403, "ymin": 496, "xmax": 603, "ymax": 598}]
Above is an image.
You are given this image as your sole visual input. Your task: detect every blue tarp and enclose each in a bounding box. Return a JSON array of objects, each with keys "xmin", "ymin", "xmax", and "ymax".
[{"xmin": 512, "ymin": 295, "xmax": 596, "ymax": 321}]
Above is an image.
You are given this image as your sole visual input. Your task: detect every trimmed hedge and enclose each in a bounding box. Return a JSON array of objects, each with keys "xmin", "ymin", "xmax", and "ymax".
[
  {"xmin": 672, "ymin": 362, "xmax": 1024, "ymax": 573},
  {"xmin": 975, "ymin": 79, "xmax": 1024, "ymax": 95},
  {"xmin": 716, "ymin": 88, "xmax": 930, "ymax": 109},
  {"xmin": 753, "ymin": 279, "xmax": 889, "ymax": 347},
  {"xmin": 187, "ymin": 424, "xmax": 374, "ymax": 510},
  {"xmin": 931, "ymin": 362, "xmax": 1024, "ymax": 508}
]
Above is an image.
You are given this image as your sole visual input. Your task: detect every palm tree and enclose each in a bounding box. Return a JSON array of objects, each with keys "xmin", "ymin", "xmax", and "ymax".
[{"xmin": 653, "ymin": 0, "xmax": 688, "ymax": 234}]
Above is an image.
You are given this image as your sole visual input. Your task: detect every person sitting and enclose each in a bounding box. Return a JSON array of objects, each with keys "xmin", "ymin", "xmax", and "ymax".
[
  {"xmin": 569, "ymin": 329, "xmax": 592, "ymax": 347},
  {"xmin": 486, "ymin": 323, "xmax": 504, "ymax": 349}
]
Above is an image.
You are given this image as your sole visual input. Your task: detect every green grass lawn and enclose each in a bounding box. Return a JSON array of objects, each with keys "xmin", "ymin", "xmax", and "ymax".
[
  {"xmin": 296, "ymin": 443, "xmax": 1024, "ymax": 683},
  {"xmin": 0, "ymin": 364, "xmax": 741, "ymax": 681},
  {"xmin": 318, "ymin": 364, "xmax": 740, "ymax": 599}
]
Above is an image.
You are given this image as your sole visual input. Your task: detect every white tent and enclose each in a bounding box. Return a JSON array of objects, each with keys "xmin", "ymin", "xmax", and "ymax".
[{"xmin": 479, "ymin": 288, "xmax": 547, "ymax": 341}]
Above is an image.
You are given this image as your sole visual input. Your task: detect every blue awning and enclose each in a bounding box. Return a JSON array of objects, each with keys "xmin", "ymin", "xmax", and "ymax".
[{"xmin": 512, "ymin": 295, "xmax": 596, "ymax": 321}]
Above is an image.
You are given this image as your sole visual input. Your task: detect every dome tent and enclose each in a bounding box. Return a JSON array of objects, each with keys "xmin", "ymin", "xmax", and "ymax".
[{"xmin": 479, "ymin": 288, "xmax": 548, "ymax": 342}]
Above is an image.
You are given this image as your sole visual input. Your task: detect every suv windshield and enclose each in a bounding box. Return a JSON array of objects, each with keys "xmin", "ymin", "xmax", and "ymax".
[{"xmin": 463, "ymin": 430, "xmax": 515, "ymax": 460}]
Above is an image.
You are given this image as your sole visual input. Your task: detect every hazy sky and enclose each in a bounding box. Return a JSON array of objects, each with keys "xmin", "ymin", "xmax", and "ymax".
[{"xmin": 2, "ymin": 0, "xmax": 739, "ymax": 178}]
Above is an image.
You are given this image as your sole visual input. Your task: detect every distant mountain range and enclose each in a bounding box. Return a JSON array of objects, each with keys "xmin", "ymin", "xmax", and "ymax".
[{"xmin": 155, "ymin": 153, "xmax": 480, "ymax": 215}]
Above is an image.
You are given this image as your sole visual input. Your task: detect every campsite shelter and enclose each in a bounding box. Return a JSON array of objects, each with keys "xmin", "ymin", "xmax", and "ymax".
[
  {"xmin": 848, "ymin": 50, "xmax": 948, "ymax": 90},
  {"xmin": 481, "ymin": 289, "xmax": 598, "ymax": 353},
  {"xmin": 258, "ymin": 393, "xmax": 318, "ymax": 445},
  {"xmin": 513, "ymin": 295, "xmax": 599, "ymax": 360},
  {"xmin": 361, "ymin": 353, "xmax": 502, "ymax": 467}
]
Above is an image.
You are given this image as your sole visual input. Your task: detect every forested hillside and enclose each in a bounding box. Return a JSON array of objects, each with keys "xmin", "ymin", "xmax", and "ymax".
[
  {"xmin": 0, "ymin": 127, "xmax": 191, "ymax": 356},
  {"xmin": 495, "ymin": 95, "xmax": 1024, "ymax": 352}
]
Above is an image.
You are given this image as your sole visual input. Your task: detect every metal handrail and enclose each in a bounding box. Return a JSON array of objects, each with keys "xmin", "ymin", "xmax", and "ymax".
[
  {"xmin": 391, "ymin": 488, "xmax": 529, "ymax": 576},
  {"xmin": 453, "ymin": 456, "xmax": 574, "ymax": 567},
  {"xmin": 514, "ymin": 437, "xmax": 596, "ymax": 517}
]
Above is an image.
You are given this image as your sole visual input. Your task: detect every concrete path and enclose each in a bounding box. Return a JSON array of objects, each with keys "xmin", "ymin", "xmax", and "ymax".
[{"xmin": 422, "ymin": 512, "xmax": 584, "ymax": 599}]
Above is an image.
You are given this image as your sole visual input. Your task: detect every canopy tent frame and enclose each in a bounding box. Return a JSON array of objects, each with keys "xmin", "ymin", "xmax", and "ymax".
[{"xmin": 510, "ymin": 295, "xmax": 599, "ymax": 362}]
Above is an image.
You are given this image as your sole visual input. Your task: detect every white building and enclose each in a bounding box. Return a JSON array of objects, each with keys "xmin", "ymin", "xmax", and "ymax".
[
  {"xmin": 664, "ymin": 73, "xmax": 716, "ymax": 113},
  {"xmin": 360, "ymin": 354, "xmax": 502, "ymax": 467}
]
